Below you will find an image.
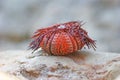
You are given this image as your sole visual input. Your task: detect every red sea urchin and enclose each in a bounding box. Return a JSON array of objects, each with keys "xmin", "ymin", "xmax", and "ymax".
[{"xmin": 29, "ymin": 21, "xmax": 96, "ymax": 55}]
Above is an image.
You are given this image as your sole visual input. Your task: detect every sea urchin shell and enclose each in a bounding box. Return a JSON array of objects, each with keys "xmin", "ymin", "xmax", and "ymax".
[{"xmin": 29, "ymin": 21, "xmax": 96, "ymax": 55}]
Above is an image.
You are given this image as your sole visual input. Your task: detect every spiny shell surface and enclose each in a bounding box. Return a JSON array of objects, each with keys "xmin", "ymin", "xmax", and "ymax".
[{"xmin": 29, "ymin": 21, "xmax": 96, "ymax": 55}]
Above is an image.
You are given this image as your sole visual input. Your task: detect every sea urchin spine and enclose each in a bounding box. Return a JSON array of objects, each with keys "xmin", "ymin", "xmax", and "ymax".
[{"xmin": 29, "ymin": 21, "xmax": 96, "ymax": 55}]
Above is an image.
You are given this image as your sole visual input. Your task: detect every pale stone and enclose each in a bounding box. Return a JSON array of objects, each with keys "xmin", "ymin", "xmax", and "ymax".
[
  {"xmin": 0, "ymin": 71, "xmax": 20, "ymax": 80},
  {"xmin": 0, "ymin": 50, "xmax": 120, "ymax": 80}
]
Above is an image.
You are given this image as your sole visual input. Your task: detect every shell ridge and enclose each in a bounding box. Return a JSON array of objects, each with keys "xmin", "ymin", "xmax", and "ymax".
[{"xmin": 29, "ymin": 21, "xmax": 96, "ymax": 55}]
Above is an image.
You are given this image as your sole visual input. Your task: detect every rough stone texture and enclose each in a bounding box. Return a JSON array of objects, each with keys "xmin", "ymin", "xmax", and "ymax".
[{"xmin": 0, "ymin": 50, "xmax": 120, "ymax": 80}]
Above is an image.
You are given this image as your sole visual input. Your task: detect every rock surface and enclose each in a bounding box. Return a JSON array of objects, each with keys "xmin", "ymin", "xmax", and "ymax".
[
  {"xmin": 0, "ymin": 71, "xmax": 20, "ymax": 80},
  {"xmin": 0, "ymin": 50, "xmax": 120, "ymax": 80}
]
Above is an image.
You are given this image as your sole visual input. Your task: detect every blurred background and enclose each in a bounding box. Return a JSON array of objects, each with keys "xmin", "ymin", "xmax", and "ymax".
[{"xmin": 0, "ymin": 0, "xmax": 120, "ymax": 53}]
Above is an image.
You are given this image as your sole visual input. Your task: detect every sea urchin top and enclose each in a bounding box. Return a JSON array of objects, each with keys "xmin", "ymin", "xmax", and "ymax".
[{"xmin": 29, "ymin": 21, "xmax": 96, "ymax": 55}]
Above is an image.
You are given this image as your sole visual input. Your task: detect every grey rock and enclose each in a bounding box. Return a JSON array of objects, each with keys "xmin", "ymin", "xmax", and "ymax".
[{"xmin": 0, "ymin": 50, "xmax": 120, "ymax": 80}]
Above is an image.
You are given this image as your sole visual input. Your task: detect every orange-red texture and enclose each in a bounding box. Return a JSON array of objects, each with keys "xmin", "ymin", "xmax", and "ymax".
[{"xmin": 29, "ymin": 21, "xmax": 96, "ymax": 55}]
